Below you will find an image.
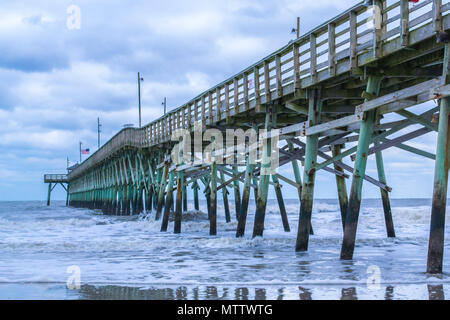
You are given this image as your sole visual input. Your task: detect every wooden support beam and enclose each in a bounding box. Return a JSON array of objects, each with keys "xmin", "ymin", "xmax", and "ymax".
[
  {"xmin": 375, "ymin": 136, "xmax": 396, "ymax": 238},
  {"xmin": 400, "ymin": 0, "xmax": 410, "ymax": 47},
  {"xmin": 220, "ymin": 171, "xmax": 231, "ymax": 223},
  {"xmin": 349, "ymin": 10, "xmax": 357, "ymax": 73},
  {"xmin": 155, "ymin": 162, "xmax": 169, "ymax": 220},
  {"xmin": 395, "ymin": 109, "xmax": 438, "ymax": 132},
  {"xmin": 182, "ymin": 177, "xmax": 187, "ymax": 212},
  {"xmin": 192, "ymin": 180, "xmax": 200, "ymax": 211},
  {"xmin": 264, "ymin": 61, "xmax": 271, "ymax": 102},
  {"xmin": 272, "ymin": 175, "xmax": 290, "ymax": 232},
  {"xmin": 253, "ymin": 109, "xmax": 273, "ymax": 238},
  {"xmin": 286, "ymin": 102, "xmax": 308, "ymax": 115}
]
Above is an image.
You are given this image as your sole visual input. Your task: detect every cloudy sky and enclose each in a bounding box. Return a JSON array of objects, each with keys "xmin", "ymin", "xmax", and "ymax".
[{"xmin": 0, "ymin": 0, "xmax": 440, "ymax": 201}]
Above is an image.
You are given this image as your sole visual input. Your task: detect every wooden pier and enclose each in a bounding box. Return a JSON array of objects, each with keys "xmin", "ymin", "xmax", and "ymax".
[
  {"xmin": 50, "ymin": 0, "xmax": 450, "ymax": 274},
  {"xmin": 43, "ymin": 174, "xmax": 69, "ymax": 206}
]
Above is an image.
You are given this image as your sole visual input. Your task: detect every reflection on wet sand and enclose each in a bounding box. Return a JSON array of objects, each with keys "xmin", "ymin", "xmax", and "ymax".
[
  {"xmin": 74, "ymin": 284, "xmax": 447, "ymax": 300},
  {"xmin": 385, "ymin": 286, "xmax": 394, "ymax": 300},
  {"xmin": 427, "ymin": 285, "xmax": 445, "ymax": 300}
]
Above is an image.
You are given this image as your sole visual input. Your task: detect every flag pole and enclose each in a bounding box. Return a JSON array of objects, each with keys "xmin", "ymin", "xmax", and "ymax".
[
  {"xmin": 138, "ymin": 72, "xmax": 142, "ymax": 128},
  {"xmin": 79, "ymin": 141, "xmax": 82, "ymax": 163},
  {"xmin": 97, "ymin": 117, "xmax": 101, "ymax": 148}
]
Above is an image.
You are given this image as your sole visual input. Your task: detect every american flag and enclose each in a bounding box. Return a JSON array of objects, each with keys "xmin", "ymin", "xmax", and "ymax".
[{"xmin": 81, "ymin": 148, "xmax": 90, "ymax": 155}]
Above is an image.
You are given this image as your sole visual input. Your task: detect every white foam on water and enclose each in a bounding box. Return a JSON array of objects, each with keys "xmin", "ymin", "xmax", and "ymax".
[{"xmin": 0, "ymin": 200, "xmax": 449, "ymax": 299}]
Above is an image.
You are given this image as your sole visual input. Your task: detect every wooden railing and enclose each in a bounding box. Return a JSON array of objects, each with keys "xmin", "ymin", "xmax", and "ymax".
[
  {"xmin": 44, "ymin": 174, "xmax": 68, "ymax": 183},
  {"xmin": 68, "ymin": 0, "xmax": 449, "ymax": 181},
  {"xmin": 141, "ymin": 0, "xmax": 449, "ymax": 147}
]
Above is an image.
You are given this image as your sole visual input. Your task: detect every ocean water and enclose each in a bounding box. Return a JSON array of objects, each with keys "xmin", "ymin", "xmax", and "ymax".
[{"xmin": 0, "ymin": 198, "xmax": 449, "ymax": 300}]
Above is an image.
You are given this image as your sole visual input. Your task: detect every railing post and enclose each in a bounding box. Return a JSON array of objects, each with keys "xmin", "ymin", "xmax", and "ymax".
[
  {"xmin": 208, "ymin": 91, "xmax": 213, "ymax": 125},
  {"xmin": 220, "ymin": 171, "xmax": 231, "ymax": 223},
  {"xmin": 349, "ymin": 11, "xmax": 357, "ymax": 73},
  {"xmin": 244, "ymin": 74, "xmax": 249, "ymax": 111},
  {"xmin": 276, "ymin": 55, "xmax": 283, "ymax": 97},
  {"xmin": 373, "ymin": 0, "xmax": 384, "ymax": 59},
  {"xmin": 264, "ymin": 61, "xmax": 271, "ymax": 102},
  {"xmin": 225, "ymin": 83, "xmax": 231, "ymax": 122},
  {"xmin": 254, "ymin": 66, "xmax": 261, "ymax": 112},
  {"xmin": 332, "ymin": 144, "xmax": 348, "ymax": 231},
  {"xmin": 433, "ymin": 0, "xmax": 443, "ymax": 33}
]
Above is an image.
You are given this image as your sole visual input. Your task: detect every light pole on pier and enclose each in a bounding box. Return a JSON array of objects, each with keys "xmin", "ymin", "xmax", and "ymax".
[
  {"xmin": 162, "ymin": 97, "xmax": 167, "ymax": 115},
  {"xmin": 138, "ymin": 72, "xmax": 144, "ymax": 128},
  {"xmin": 291, "ymin": 17, "xmax": 300, "ymax": 39},
  {"xmin": 97, "ymin": 117, "xmax": 101, "ymax": 148}
]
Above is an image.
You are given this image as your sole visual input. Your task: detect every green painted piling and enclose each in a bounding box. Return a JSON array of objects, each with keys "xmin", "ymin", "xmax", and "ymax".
[
  {"xmin": 193, "ymin": 180, "xmax": 200, "ymax": 211},
  {"xmin": 296, "ymin": 89, "xmax": 322, "ymax": 251},
  {"xmin": 47, "ymin": 183, "xmax": 52, "ymax": 206},
  {"xmin": 375, "ymin": 140, "xmax": 395, "ymax": 237},
  {"xmin": 233, "ymin": 165, "xmax": 241, "ymax": 220},
  {"xmin": 340, "ymin": 75, "xmax": 382, "ymax": 260},
  {"xmin": 253, "ymin": 111, "xmax": 272, "ymax": 238},
  {"xmin": 236, "ymin": 156, "xmax": 254, "ymax": 237},
  {"xmin": 161, "ymin": 171, "xmax": 175, "ymax": 232},
  {"xmin": 427, "ymin": 96, "xmax": 449, "ymax": 273},
  {"xmin": 332, "ymin": 144, "xmax": 349, "ymax": 231}
]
